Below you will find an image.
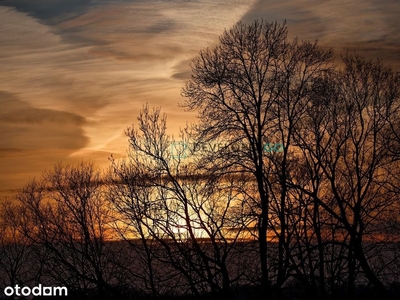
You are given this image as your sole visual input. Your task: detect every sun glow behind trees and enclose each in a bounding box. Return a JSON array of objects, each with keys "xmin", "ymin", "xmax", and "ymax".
[{"xmin": 1, "ymin": 20, "xmax": 400, "ymax": 300}]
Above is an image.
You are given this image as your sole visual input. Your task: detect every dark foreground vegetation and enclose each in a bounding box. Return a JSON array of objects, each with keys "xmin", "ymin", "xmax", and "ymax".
[
  {"xmin": 1, "ymin": 20, "xmax": 400, "ymax": 300},
  {"xmin": 2, "ymin": 240, "xmax": 400, "ymax": 300}
]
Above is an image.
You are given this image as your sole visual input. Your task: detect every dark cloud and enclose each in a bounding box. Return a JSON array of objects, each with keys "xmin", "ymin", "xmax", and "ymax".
[
  {"xmin": 0, "ymin": 91, "xmax": 88, "ymax": 150},
  {"xmin": 54, "ymin": 3, "xmax": 179, "ymax": 49},
  {"xmin": 240, "ymin": 0, "xmax": 400, "ymax": 70},
  {"xmin": 241, "ymin": 0, "xmax": 304, "ymax": 24},
  {"xmin": 0, "ymin": 91, "xmax": 92, "ymax": 194},
  {"xmin": 171, "ymin": 59, "xmax": 192, "ymax": 80},
  {"xmin": 0, "ymin": 0, "xmax": 91, "ymax": 23}
]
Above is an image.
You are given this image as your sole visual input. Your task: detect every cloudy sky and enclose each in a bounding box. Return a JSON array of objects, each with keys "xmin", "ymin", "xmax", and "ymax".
[{"xmin": 1, "ymin": 0, "xmax": 399, "ymax": 195}]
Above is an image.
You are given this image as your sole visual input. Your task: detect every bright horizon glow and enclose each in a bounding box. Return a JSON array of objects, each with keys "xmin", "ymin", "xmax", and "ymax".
[{"xmin": 1, "ymin": 0, "xmax": 400, "ymax": 196}]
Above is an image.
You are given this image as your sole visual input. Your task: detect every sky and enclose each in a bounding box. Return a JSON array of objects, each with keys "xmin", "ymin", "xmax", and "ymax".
[{"xmin": 1, "ymin": 0, "xmax": 399, "ymax": 196}]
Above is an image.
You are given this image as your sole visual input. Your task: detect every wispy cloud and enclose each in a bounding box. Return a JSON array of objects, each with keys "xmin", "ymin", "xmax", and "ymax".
[
  {"xmin": 0, "ymin": 1, "xmax": 256, "ymax": 193},
  {"xmin": 1, "ymin": 0, "xmax": 399, "ymax": 194}
]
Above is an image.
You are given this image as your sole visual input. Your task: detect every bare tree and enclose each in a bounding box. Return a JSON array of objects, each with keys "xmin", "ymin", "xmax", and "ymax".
[
  {"xmin": 108, "ymin": 105, "xmax": 253, "ymax": 298},
  {"xmin": 17, "ymin": 161, "xmax": 121, "ymax": 299},
  {"xmin": 289, "ymin": 54, "xmax": 400, "ymax": 298},
  {"xmin": 0, "ymin": 199, "xmax": 41, "ymax": 288},
  {"xmin": 181, "ymin": 19, "xmax": 334, "ymax": 295}
]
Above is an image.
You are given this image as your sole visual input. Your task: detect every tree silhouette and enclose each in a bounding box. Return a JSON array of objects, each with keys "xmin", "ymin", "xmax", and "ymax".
[
  {"xmin": 0, "ymin": 200, "xmax": 39, "ymax": 288},
  {"xmin": 289, "ymin": 54, "xmax": 400, "ymax": 299},
  {"xmin": 17, "ymin": 162, "xmax": 121, "ymax": 299},
  {"xmin": 181, "ymin": 19, "xmax": 334, "ymax": 295},
  {"xmin": 108, "ymin": 105, "xmax": 253, "ymax": 298}
]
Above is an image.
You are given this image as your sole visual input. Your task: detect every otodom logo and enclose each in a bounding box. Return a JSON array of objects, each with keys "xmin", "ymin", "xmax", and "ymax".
[{"xmin": 3, "ymin": 284, "xmax": 68, "ymax": 297}]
